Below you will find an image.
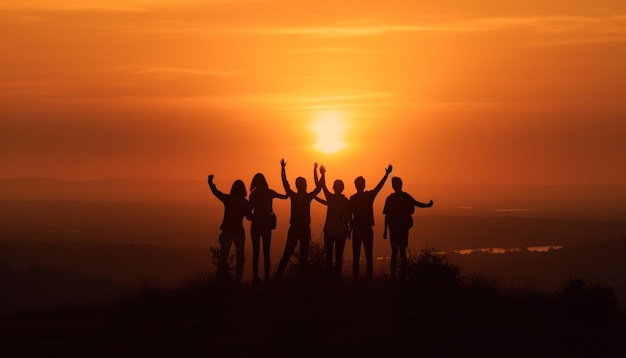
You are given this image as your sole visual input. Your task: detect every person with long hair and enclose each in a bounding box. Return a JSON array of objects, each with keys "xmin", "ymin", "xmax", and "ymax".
[
  {"xmin": 208, "ymin": 174, "xmax": 252, "ymax": 282},
  {"xmin": 248, "ymin": 173, "xmax": 288, "ymax": 284}
]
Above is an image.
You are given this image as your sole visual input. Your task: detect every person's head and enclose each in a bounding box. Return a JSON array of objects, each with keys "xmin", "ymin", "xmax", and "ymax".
[
  {"xmin": 391, "ymin": 176, "xmax": 403, "ymax": 192},
  {"xmin": 354, "ymin": 176, "xmax": 365, "ymax": 192},
  {"xmin": 230, "ymin": 180, "xmax": 247, "ymax": 197},
  {"xmin": 250, "ymin": 173, "xmax": 268, "ymax": 192},
  {"xmin": 333, "ymin": 179, "xmax": 344, "ymax": 194},
  {"xmin": 295, "ymin": 177, "xmax": 307, "ymax": 192}
]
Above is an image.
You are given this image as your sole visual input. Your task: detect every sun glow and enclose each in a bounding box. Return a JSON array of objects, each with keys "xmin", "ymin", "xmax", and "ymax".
[{"xmin": 312, "ymin": 110, "xmax": 347, "ymax": 154}]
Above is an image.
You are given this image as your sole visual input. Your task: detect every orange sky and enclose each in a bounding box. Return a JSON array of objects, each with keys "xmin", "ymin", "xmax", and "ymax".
[{"xmin": 1, "ymin": 0, "xmax": 626, "ymax": 188}]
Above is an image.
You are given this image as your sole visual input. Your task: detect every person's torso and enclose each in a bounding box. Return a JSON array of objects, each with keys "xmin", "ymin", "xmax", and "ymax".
[
  {"xmin": 289, "ymin": 192, "xmax": 313, "ymax": 227},
  {"xmin": 324, "ymin": 194, "xmax": 350, "ymax": 237},
  {"xmin": 250, "ymin": 189, "xmax": 274, "ymax": 222},
  {"xmin": 350, "ymin": 191, "xmax": 376, "ymax": 227},
  {"xmin": 384, "ymin": 192, "xmax": 414, "ymax": 228},
  {"xmin": 221, "ymin": 196, "xmax": 249, "ymax": 234}
]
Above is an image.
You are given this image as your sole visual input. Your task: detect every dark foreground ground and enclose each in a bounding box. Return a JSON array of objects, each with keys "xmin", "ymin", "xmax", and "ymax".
[{"xmin": 1, "ymin": 274, "xmax": 625, "ymax": 358}]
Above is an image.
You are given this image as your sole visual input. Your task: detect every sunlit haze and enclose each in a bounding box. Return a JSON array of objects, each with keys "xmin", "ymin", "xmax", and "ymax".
[
  {"xmin": 1, "ymin": 0, "xmax": 625, "ymax": 187},
  {"xmin": 312, "ymin": 110, "xmax": 347, "ymax": 154}
]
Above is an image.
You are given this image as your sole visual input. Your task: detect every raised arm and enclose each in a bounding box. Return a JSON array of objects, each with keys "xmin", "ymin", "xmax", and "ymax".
[
  {"xmin": 313, "ymin": 162, "xmax": 319, "ymax": 186},
  {"xmin": 280, "ymin": 158, "xmax": 292, "ymax": 195},
  {"xmin": 319, "ymin": 165, "xmax": 332, "ymax": 198},
  {"xmin": 310, "ymin": 165, "xmax": 325, "ymax": 196},
  {"xmin": 208, "ymin": 174, "xmax": 226, "ymax": 202},
  {"xmin": 372, "ymin": 164, "xmax": 393, "ymax": 195},
  {"xmin": 272, "ymin": 190, "xmax": 289, "ymax": 200}
]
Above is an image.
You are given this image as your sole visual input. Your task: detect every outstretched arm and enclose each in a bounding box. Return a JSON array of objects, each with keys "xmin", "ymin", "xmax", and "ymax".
[
  {"xmin": 313, "ymin": 196, "xmax": 328, "ymax": 205},
  {"xmin": 343, "ymin": 202, "xmax": 351, "ymax": 240},
  {"xmin": 208, "ymin": 174, "xmax": 226, "ymax": 202},
  {"xmin": 244, "ymin": 201, "xmax": 253, "ymax": 221},
  {"xmin": 414, "ymin": 199, "xmax": 434, "ymax": 208},
  {"xmin": 372, "ymin": 164, "xmax": 393, "ymax": 196},
  {"xmin": 273, "ymin": 190, "xmax": 289, "ymax": 200}
]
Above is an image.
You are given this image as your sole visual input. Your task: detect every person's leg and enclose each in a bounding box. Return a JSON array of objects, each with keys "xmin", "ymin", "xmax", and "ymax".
[
  {"xmin": 324, "ymin": 232, "xmax": 333, "ymax": 278},
  {"xmin": 262, "ymin": 230, "xmax": 272, "ymax": 281},
  {"xmin": 251, "ymin": 228, "xmax": 261, "ymax": 282},
  {"xmin": 299, "ymin": 227, "xmax": 311, "ymax": 275},
  {"xmin": 275, "ymin": 226, "xmax": 298, "ymax": 278},
  {"xmin": 399, "ymin": 229, "xmax": 409, "ymax": 280},
  {"xmin": 218, "ymin": 232, "xmax": 233, "ymax": 280},
  {"xmin": 390, "ymin": 246, "xmax": 398, "ymax": 280},
  {"xmin": 389, "ymin": 229, "xmax": 398, "ymax": 280},
  {"xmin": 234, "ymin": 233, "xmax": 245, "ymax": 282},
  {"xmin": 352, "ymin": 230, "xmax": 363, "ymax": 279},
  {"xmin": 362, "ymin": 227, "xmax": 374, "ymax": 279},
  {"xmin": 399, "ymin": 245, "xmax": 407, "ymax": 281},
  {"xmin": 335, "ymin": 236, "xmax": 347, "ymax": 279}
]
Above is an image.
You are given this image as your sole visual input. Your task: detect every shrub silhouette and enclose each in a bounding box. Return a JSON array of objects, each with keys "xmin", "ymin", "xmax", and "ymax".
[
  {"xmin": 406, "ymin": 248, "xmax": 462, "ymax": 290},
  {"xmin": 559, "ymin": 277, "xmax": 619, "ymax": 315}
]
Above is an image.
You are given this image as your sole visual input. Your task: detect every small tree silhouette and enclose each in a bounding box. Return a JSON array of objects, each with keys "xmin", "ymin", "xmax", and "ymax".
[
  {"xmin": 210, "ymin": 246, "xmax": 235, "ymax": 281},
  {"xmin": 406, "ymin": 248, "xmax": 462, "ymax": 290},
  {"xmin": 559, "ymin": 277, "xmax": 619, "ymax": 315},
  {"xmin": 287, "ymin": 239, "xmax": 326, "ymax": 277}
]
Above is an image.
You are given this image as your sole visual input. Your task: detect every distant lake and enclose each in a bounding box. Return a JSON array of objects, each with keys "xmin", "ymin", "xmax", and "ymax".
[
  {"xmin": 446, "ymin": 245, "xmax": 564, "ymax": 255},
  {"xmin": 374, "ymin": 245, "xmax": 564, "ymax": 260}
]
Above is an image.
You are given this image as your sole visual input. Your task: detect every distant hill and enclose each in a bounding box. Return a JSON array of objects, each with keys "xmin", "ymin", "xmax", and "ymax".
[
  {"xmin": 2, "ymin": 178, "xmax": 626, "ymax": 219},
  {"xmin": 0, "ymin": 178, "xmax": 207, "ymax": 203}
]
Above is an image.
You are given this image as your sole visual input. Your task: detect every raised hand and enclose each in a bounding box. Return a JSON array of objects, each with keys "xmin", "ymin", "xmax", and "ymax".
[
  {"xmin": 319, "ymin": 165, "xmax": 326, "ymax": 175},
  {"xmin": 208, "ymin": 174, "xmax": 214, "ymax": 183},
  {"xmin": 280, "ymin": 158, "xmax": 286, "ymax": 168},
  {"xmin": 385, "ymin": 164, "xmax": 393, "ymax": 174}
]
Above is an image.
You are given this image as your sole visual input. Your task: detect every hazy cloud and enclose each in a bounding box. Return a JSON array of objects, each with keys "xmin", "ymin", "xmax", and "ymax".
[
  {"xmin": 241, "ymin": 24, "xmax": 481, "ymax": 37},
  {"xmin": 469, "ymin": 14, "xmax": 626, "ymax": 45},
  {"xmin": 132, "ymin": 66, "xmax": 240, "ymax": 76},
  {"xmin": 0, "ymin": 0, "xmax": 250, "ymax": 12}
]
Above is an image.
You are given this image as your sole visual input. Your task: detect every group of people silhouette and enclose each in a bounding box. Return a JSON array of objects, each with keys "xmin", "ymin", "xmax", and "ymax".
[{"xmin": 208, "ymin": 159, "xmax": 433, "ymax": 283}]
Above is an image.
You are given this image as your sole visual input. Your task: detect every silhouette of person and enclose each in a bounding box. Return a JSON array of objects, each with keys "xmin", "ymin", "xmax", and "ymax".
[
  {"xmin": 208, "ymin": 175, "xmax": 252, "ymax": 282},
  {"xmin": 349, "ymin": 164, "xmax": 393, "ymax": 279},
  {"xmin": 249, "ymin": 173, "xmax": 288, "ymax": 284},
  {"xmin": 313, "ymin": 164, "xmax": 351, "ymax": 279},
  {"xmin": 382, "ymin": 176, "xmax": 433, "ymax": 280},
  {"xmin": 274, "ymin": 159, "xmax": 325, "ymax": 278}
]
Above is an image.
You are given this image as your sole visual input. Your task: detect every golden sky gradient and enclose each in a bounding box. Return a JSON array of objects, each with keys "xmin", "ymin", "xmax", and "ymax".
[{"xmin": 1, "ymin": 0, "xmax": 625, "ymax": 189}]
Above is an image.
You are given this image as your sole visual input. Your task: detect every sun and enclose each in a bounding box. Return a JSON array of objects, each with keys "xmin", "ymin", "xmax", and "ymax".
[{"xmin": 311, "ymin": 110, "xmax": 347, "ymax": 154}]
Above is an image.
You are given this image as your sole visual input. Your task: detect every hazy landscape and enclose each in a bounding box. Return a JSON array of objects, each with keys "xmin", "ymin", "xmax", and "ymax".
[{"xmin": 2, "ymin": 179, "xmax": 625, "ymax": 316}]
